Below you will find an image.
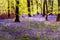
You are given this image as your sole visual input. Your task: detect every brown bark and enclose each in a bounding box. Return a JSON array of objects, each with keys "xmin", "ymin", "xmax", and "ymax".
[
  {"xmin": 15, "ymin": 0, "xmax": 20, "ymax": 22},
  {"xmin": 56, "ymin": 14, "xmax": 60, "ymax": 21},
  {"xmin": 43, "ymin": 0, "xmax": 48, "ymax": 21},
  {"xmin": 56, "ymin": 0, "xmax": 60, "ymax": 21},
  {"xmin": 8, "ymin": 0, "xmax": 10, "ymax": 18}
]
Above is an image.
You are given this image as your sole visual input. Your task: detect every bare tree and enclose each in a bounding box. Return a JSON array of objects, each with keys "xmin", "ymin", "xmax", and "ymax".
[
  {"xmin": 56, "ymin": 0, "xmax": 60, "ymax": 21},
  {"xmin": 15, "ymin": 0, "xmax": 20, "ymax": 22}
]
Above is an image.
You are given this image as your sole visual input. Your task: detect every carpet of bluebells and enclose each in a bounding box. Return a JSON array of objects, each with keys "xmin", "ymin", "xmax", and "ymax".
[{"xmin": 0, "ymin": 14, "xmax": 60, "ymax": 40}]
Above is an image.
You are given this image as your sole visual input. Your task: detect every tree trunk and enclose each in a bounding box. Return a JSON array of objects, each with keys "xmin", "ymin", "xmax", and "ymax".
[
  {"xmin": 31, "ymin": 0, "xmax": 34, "ymax": 15},
  {"xmin": 43, "ymin": 0, "xmax": 48, "ymax": 21},
  {"xmin": 27, "ymin": 0, "xmax": 31, "ymax": 17},
  {"xmin": 36, "ymin": 0, "xmax": 39, "ymax": 14},
  {"xmin": 8, "ymin": 0, "xmax": 10, "ymax": 18},
  {"xmin": 51, "ymin": 0, "xmax": 53, "ymax": 15},
  {"xmin": 56, "ymin": 14, "xmax": 60, "ymax": 21},
  {"xmin": 56, "ymin": 0, "xmax": 60, "ymax": 21},
  {"xmin": 50, "ymin": 0, "xmax": 53, "ymax": 15},
  {"xmin": 43, "ymin": 0, "xmax": 46, "ymax": 17},
  {"xmin": 15, "ymin": 0, "xmax": 20, "ymax": 22},
  {"xmin": 41, "ymin": 0, "xmax": 42, "ymax": 14}
]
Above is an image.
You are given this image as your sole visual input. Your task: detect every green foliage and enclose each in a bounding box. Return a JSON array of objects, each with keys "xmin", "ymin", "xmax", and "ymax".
[
  {"xmin": 21, "ymin": 35, "xmax": 30, "ymax": 40},
  {"xmin": 0, "ymin": 37, "xmax": 7, "ymax": 40},
  {"xmin": 0, "ymin": 0, "xmax": 58, "ymax": 15}
]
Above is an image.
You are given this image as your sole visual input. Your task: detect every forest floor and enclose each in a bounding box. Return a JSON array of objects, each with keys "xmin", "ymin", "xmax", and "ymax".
[
  {"xmin": 0, "ymin": 14, "xmax": 60, "ymax": 40},
  {"xmin": 0, "ymin": 14, "xmax": 57, "ymax": 22}
]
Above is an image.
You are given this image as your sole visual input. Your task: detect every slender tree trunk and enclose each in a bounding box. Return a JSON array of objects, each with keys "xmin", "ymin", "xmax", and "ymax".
[
  {"xmin": 56, "ymin": 0, "xmax": 60, "ymax": 21},
  {"xmin": 41, "ymin": 0, "xmax": 42, "ymax": 14},
  {"xmin": 51, "ymin": 0, "xmax": 53, "ymax": 14},
  {"xmin": 45, "ymin": 0, "xmax": 48, "ymax": 21},
  {"xmin": 43, "ymin": 0, "xmax": 48, "ymax": 21},
  {"xmin": 36, "ymin": 0, "xmax": 39, "ymax": 14},
  {"xmin": 15, "ymin": 0, "xmax": 20, "ymax": 22},
  {"xmin": 48, "ymin": 0, "xmax": 53, "ymax": 15},
  {"xmin": 31, "ymin": 0, "xmax": 33, "ymax": 15},
  {"xmin": 50, "ymin": 0, "xmax": 53, "ymax": 15},
  {"xmin": 8, "ymin": 0, "xmax": 10, "ymax": 18},
  {"xmin": 27, "ymin": 0, "xmax": 31, "ymax": 17},
  {"xmin": 43, "ymin": 0, "xmax": 46, "ymax": 17}
]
